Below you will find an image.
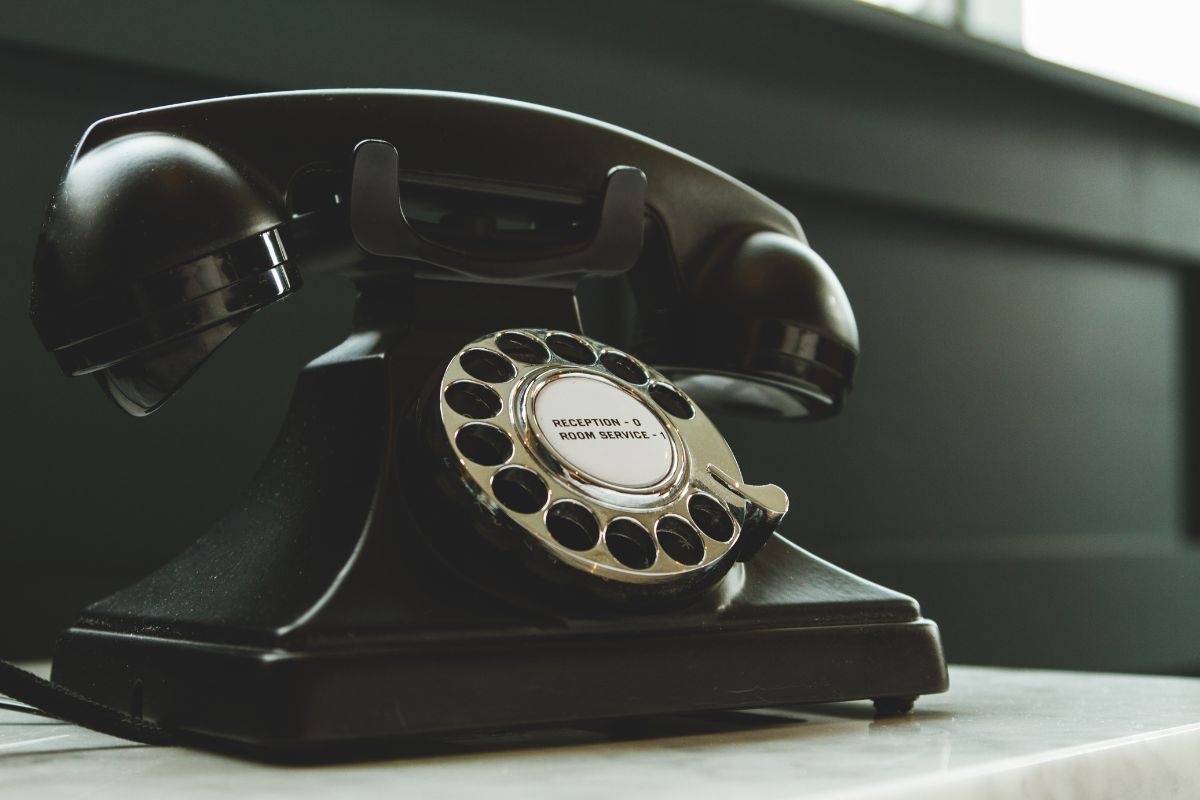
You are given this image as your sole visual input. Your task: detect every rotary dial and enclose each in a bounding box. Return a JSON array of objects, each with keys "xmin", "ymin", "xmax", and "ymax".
[{"xmin": 435, "ymin": 328, "xmax": 788, "ymax": 592}]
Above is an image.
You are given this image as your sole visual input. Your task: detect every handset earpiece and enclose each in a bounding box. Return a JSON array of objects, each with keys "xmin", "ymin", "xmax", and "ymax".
[
  {"xmin": 30, "ymin": 132, "xmax": 298, "ymax": 416},
  {"xmin": 663, "ymin": 230, "xmax": 859, "ymax": 420}
]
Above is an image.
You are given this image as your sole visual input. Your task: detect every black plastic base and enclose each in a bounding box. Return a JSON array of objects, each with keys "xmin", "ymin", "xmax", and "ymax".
[
  {"xmin": 49, "ymin": 294, "xmax": 946, "ymax": 755},
  {"xmin": 52, "ymin": 539, "xmax": 946, "ymax": 752}
]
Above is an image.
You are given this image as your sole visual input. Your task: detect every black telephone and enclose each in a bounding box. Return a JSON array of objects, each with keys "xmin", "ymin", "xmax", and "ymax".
[{"xmin": 17, "ymin": 90, "xmax": 946, "ymax": 754}]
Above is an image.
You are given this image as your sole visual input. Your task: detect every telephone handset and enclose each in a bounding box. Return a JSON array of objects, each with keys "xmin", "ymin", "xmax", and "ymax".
[{"xmin": 14, "ymin": 91, "xmax": 945, "ymax": 753}]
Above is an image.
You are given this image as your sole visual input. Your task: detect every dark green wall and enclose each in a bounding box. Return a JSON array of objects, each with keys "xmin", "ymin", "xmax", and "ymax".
[{"xmin": 2, "ymin": 0, "xmax": 1198, "ymax": 671}]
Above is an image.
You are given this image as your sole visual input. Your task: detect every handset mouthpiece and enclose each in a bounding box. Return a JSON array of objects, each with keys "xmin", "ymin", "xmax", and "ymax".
[{"xmin": 30, "ymin": 132, "xmax": 296, "ymax": 415}]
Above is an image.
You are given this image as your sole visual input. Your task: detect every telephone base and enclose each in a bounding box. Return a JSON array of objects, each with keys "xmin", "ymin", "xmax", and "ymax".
[
  {"xmin": 50, "ymin": 332, "xmax": 947, "ymax": 754},
  {"xmin": 51, "ymin": 540, "xmax": 947, "ymax": 754}
]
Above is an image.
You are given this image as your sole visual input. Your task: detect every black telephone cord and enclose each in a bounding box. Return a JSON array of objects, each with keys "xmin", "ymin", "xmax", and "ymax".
[{"xmin": 0, "ymin": 659, "xmax": 174, "ymax": 745}]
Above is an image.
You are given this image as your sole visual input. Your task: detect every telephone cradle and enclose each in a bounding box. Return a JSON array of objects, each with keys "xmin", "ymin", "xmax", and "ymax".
[{"xmin": 26, "ymin": 91, "xmax": 947, "ymax": 753}]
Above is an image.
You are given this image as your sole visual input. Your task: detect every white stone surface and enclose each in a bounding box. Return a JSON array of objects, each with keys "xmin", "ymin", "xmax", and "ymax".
[{"xmin": 2, "ymin": 665, "xmax": 1199, "ymax": 799}]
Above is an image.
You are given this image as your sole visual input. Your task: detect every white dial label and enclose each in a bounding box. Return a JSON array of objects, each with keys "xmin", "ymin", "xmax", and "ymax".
[{"xmin": 532, "ymin": 375, "xmax": 673, "ymax": 488}]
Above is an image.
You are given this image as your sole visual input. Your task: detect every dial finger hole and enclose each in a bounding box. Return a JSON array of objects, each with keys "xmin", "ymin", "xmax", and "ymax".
[
  {"xmin": 546, "ymin": 333, "xmax": 597, "ymax": 365},
  {"xmin": 444, "ymin": 381, "xmax": 502, "ymax": 419},
  {"xmin": 496, "ymin": 331, "xmax": 550, "ymax": 365},
  {"xmin": 455, "ymin": 423, "xmax": 513, "ymax": 467},
  {"xmin": 545, "ymin": 500, "xmax": 600, "ymax": 551},
  {"xmin": 649, "ymin": 382, "xmax": 695, "ymax": 420},
  {"xmin": 492, "ymin": 466, "xmax": 549, "ymax": 514},
  {"xmin": 460, "ymin": 348, "xmax": 516, "ymax": 383},
  {"xmin": 656, "ymin": 515, "xmax": 705, "ymax": 566},
  {"xmin": 600, "ymin": 351, "xmax": 648, "ymax": 385},
  {"xmin": 605, "ymin": 518, "xmax": 657, "ymax": 570},
  {"xmin": 688, "ymin": 493, "xmax": 735, "ymax": 542}
]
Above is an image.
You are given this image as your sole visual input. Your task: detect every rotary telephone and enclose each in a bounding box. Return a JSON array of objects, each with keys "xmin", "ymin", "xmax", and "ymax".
[{"xmin": 8, "ymin": 90, "xmax": 946, "ymax": 755}]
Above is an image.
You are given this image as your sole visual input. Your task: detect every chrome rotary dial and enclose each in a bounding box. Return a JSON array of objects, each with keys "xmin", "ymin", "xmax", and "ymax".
[{"xmin": 435, "ymin": 328, "xmax": 788, "ymax": 590}]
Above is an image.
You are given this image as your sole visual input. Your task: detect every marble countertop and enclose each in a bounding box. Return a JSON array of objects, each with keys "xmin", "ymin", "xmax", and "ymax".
[{"xmin": 3, "ymin": 665, "xmax": 1199, "ymax": 799}]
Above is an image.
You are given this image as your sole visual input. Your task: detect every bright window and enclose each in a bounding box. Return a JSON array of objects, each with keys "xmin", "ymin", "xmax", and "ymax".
[
  {"xmin": 1024, "ymin": 0, "xmax": 1200, "ymax": 107},
  {"xmin": 854, "ymin": 0, "xmax": 1200, "ymax": 106}
]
